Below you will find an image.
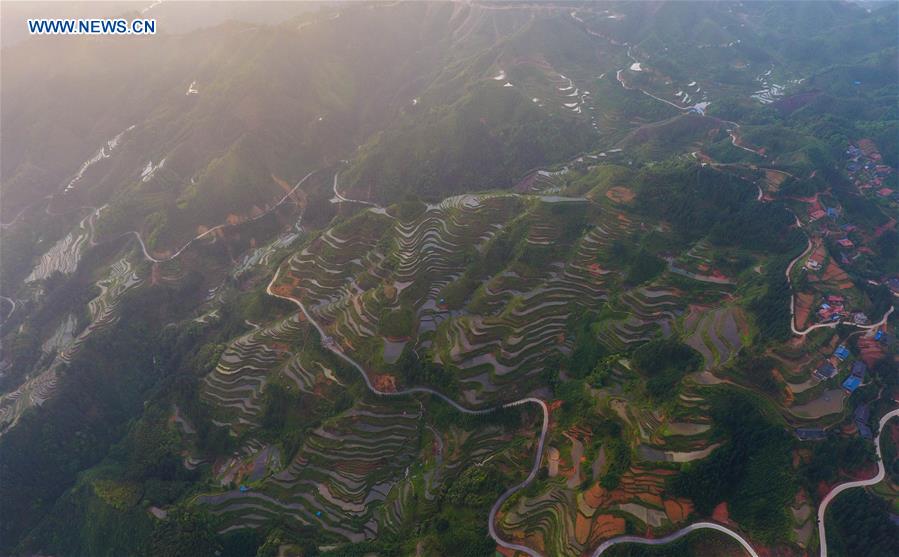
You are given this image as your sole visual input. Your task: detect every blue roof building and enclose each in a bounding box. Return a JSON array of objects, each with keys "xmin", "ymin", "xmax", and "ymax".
[
  {"xmin": 796, "ymin": 428, "xmax": 826, "ymax": 441},
  {"xmin": 851, "ymin": 360, "xmax": 867, "ymax": 379},
  {"xmin": 834, "ymin": 345, "xmax": 850, "ymax": 360},
  {"xmin": 854, "ymin": 404, "xmax": 872, "ymax": 438},
  {"xmin": 842, "ymin": 376, "xmax": 861, "ymax": 392}
]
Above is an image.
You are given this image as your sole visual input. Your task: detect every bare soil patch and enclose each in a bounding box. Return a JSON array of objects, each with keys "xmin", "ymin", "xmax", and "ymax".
[
  {"xmin": 591, "ymin": 514, "xmax": 627, "ymax": 542},
  {"xmin": 794, "ymin": 292, "xmax": 814, "ymax": 329},
  {"xmin": 765, "ymin": 169, "xmax": 787, "ymax": 191},
  {"xmin": 606, "ymin": 186, "xmax": 635, "ymax": 204}
]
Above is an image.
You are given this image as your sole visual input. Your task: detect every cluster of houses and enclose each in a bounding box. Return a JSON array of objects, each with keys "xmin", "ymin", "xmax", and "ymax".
[
  {"xmin": 816, "ymin": 294, "xmax": 847, "ymax": 322},
  {"xmin": 808, "ymin": 205, "xmax": 839, "ymax": 222},
  {"xmin": 812, "ymin": 328, "xmax": 892, "ymax": 393},
  {"xmin": 846, "ymin": 140, "xmax": 898, "ymax": 202},
  {"xmin": 813, "ymin": 344, "xmax": 849, "ymax": 381},
  {"xmin": 805, "ymin": 205, "xmax": 864, "ymax": 267},
  {"xmin": 795, "ymin": 327, "xmax": 893, "ymax": 442},
  {"xmin": 814, "ymin": 295, "xmax": 868, "ymax": 325}
]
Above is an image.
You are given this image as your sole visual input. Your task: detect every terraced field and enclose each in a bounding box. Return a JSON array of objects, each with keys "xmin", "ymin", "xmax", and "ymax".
[
  {"xmin": 595, "ymin": 284, "xmax": 684, "ymax": 351},
  {"xmin": 197, "ymin": 397, "xmax": 516, "ymax": 544},
  {"xmin": 436, "ymin": 214, "xmax": 621, "ymax": 403},
  {"xmin": 60, "ymin": 258, "xmax": 143, "ymax": 363},
  {"xmin": 683, "ymin": 306, "xmax": 744, "ymax": 371},
  {"xmin": 24, "ymin": 207, "xmax": 103, "ymax": 283},
  {"xmin": 269, "ymin": 194, "xmax": 633, "ymax": 405},
  {"xmin": 0, "ymin": 256, "xmax": 143, "ymax": 431},
  {"xmin": 191, "ymin": 191, "xmax": 671, "ymax": 545},
  {"xmin": 201, "ymin": 313, "xmax": 314, "ymax": 433},
  {"xmin": 197, "ymin": 180, "xmax": 776, "ymax": 553},
  {"xmin": 499, "ymin": 463, "xmax": 697, "ymax": 555},
  {"xmin": 188, "ymin": 178, "xmax": 779, "ymax": 551}
]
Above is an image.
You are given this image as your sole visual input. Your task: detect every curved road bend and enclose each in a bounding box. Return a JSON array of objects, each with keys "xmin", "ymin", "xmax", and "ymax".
[
  {"xmin": 332, "ymin": 170, "xmax": 380, "ymax": 208},
  {"xmin": 613, "ymin": 50, "xmax": 763, "ymax": 162},
  {"xmin": 24, "ymin": 172, "xmax": 316, "ymax": 263},
  {"xmin": 126, "ymin": 171, "xmax": 316, "ymax": 263},
  {"xmin": 592, "ymin": 521, "xmax": 760, "ymax": 557},
  {"xmin": 816, "ymin": 407, "xmax": 899, "ymax": 557},
  {"xmin": 265, "ymin": 266, "xmax": 550, "ymax": 552},
  {"xmin": 0, "ymin": 296, "xmax": 16, "ymax": 321},
  {"xmin": 785, "ymin": 220, "xmax": 895, "ymax": 337},
  {"xmin": 487, "ymin": 397, "xmax": 550, "ymax": 557}
]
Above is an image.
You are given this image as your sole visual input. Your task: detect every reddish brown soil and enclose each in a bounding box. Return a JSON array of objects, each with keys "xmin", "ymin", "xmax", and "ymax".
[
  {"xmin": 711, "ymin": 502, "xmax": 730, "ymax": 523},
  {"xmin": 591, "ymin": 514, "xmax": 627, "ymax": 542},
  {"xmin": 372, "ymin": 374, "xmax": 397, "ymax": 392},
  {"xmin": 575, "ymin": 512, "xmax": 592, "ymax": 544},
  {"xmin": 857, "ymin": 336, "xmax": 885, "ymax": 367},
  {"xmin": 794, "ymin": 292, "xmax": 814, "ymax": 329},
  {"xmin": 663, "ymin": 498, "xmax": 694, "ymax": 523},
  {"xmin": 606, "ymin": 186, "xmax": 636, "ymax": 203}
]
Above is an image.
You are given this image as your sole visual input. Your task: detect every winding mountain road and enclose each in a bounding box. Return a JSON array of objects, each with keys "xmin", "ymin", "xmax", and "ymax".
[
  {"xmin": 128, "ymin": 171, "xmax": 316, "ymax": 263},
  {"xmin": 302, "ymin": 32, "xmax": 891, "ymax": 555},
  {"xmin": 332, "ymin": 170, "xmax": 379, "ymax": 208},
  {"xmin": 265, "ymin": 266, "xmax": 550, "ymax": 553},
  {"xmin": 487, "ymin": 397, "xmax": 550, "ymax": 557},
  {"xmin": 0, "ymin": 296, "xmax": 16, "ymax": 321},
  {"xmin": 53, "ymin": 171, "xmax": 316, "ymax": 264},
  {"xmin": 816, "ymin": 408, "xmax": 899, "ymax": 557},
  {"xmin": 591, "ymin": 521, "xmax": 760, "ymax": 557},
  {"xmin": 16, "ymin": 30, "xmax": 892, "ymax": 551},
  {"xmin": 785, "ymin": 215, "xmax": 895, "ymax": 336}
]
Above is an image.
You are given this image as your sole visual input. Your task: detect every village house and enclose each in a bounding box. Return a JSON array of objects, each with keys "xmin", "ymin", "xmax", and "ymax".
[
  {"xmin": 842, "ymin": 375, "xmax": 861, "ymax": 392},
  {"xmin": 852, "ymin": 312, "xmax": 869, "ymax": 325},
  {"xmin": 842, "ymin": 360, "xmax": 866, "ymax": 393},
  {"xmin": 834, "ymin": 345, "xmax": 850, "ymax": 361},
  {"xmin": 853, "ymin": 404, "xmax": 872, "ymax": 439},
  {"xmin": 814, "ymin": 360, "xmax": 837, "ymax": 380},
  {"xmin": 818, "ymin": 295, "xmax": 847, "ymax": 322}
]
